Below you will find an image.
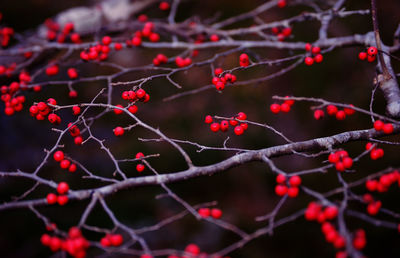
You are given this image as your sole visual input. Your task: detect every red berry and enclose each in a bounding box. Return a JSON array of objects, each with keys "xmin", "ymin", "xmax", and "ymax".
[
  {"xmin": 49, "ymin": 237, "xmax": 62, "ymax": 251},
  {"xmin": 335, "ymin": 161, "xmax": 345, "ymax": 172},
  {"xmin": 100, "ymin": 237, "xmax": 111, "ymax": 247},
  {"xmin": 210, "ymin": 122, "xmax": 220, "ymax": 132},
  {"xmin": 67, "ymin": 68, "xmax": 78, "ymax": 79},
  {"xmin": 305, "ymin": 43, "xmax": 312, "ymax": 52},
  {"xmin": 102, "ymin": 36, "xmax": 112, "ymax": 45},
  {"xmin": 41, "ymin": 234, "xmax": 52, "ymax": 246},
  {"xmin": 198, "ymin": 208, "xmax": 210, "ymax": 218},
  {"xmin": 358, "ymin": 52, "xmax": 367, "ymax": 60},
  {"xmin": 373, "ymin": 120, "xmax": 384, "ymax": 131},
  {"xmin": 74, "ymin": 135, "xmax": 83, "ymax": 145},
  {"xmin": 60, "ymin": 159, "xmax": 71, "ymax": 169},
  {"xmin": 136, "ymin": 89, "xmax": 146, "ymax": 99},
  {"xmin": 280, "ymin": 103, "xmax": 291, "ymax": 113},
  {"xmin": 114, "ymin": 127, "xmax": 124, "ymax": 136},
  {"xmin": 270, "ymin": 103, "xmax": 281, "ymax": 113},
  {"xmin": 128, "ymin": 105, "xmax": 138, "ymax": 114},
  {"xmin": 69, "ymin": 90, "xmax": 78, "ymax": 98},
  {"xmin": 57, "ymin": 195, "xmax": 69, "ymax": 205},
  {"xmin": 214, "ymin": 68, "xmax": 223, "ymax": 76},
  {"xmin": 326, "ymin": 105, "xmax": 338, "ymax": 115},
  {"xmin": 382, "ymin": 123, "xmax": 393, "ymax": 134},
  {"xmin": 287, "ymin": 187, "xmax": 299, "ymax": 198},
  {"xmin": 149, "ymin": 33, "xmax": 160, "ymax": 42},
  {"xmin": 136, "ymin": 163, "xmax": 145, "ymax": 172},
  {"xmin": 210, "ymin": 208, "xmax": 222, "ymax": 219},
  {"xmin": 53, "ymin": 151, "xmax": 64, "ymax": 162},
  {"xmin": 57, "ymin": 182, "xmax": 69, "ymax": 194},
  {"xmin": 46, "ymin": 193, "xmax": 57, "ymax": 204},
  {"xmin": 276, "ymin": 174, "xmax": 286, "ymax": 184},
  {"xmin": 367, "ymin": 201, "xmax": 381, "ymax": 215},
  {"xmin": 114, "ymin": 104, "xmax": 124, "ymax": 115},
  {"xmin": 313, "ymin": 109, "xmax": 324, "ymax": 120},
  {"xmin": 314, "ymin": 54, "xmax": 323, "ymax": 63},
  {"xmin": 304, "ymin": 57, "xmax": 314, "ymax": 66},
  {"xmin": 367, "ymin": 55, "xmax": 376, "ymax": 62},
  {"xmin": 215, "ymin": 81, "xmax": 225, "ymax": 91},
  {"xmin": 353, "ymin": 233, "xmax": 366, "ymax": 250},
  {"xmin": 324, "ymin": 206, "xmax": 338, "ymax": 220},
  {"xmin": 282, "ymin": 27, "xmax": 292, "ymax": 37},
  {"xmin": 68, "ymin": 163, "xmax": 77, "ymax": 173},
  {"xmin": 334, "ymin": 236, "xmax": 346, "ymax": 249},
  {"xmin": 289, "ymin": 175, "xmax": 301, "ymax": 187},
  {"xmin": 234, "ymin": 125, "xmax": 244, "ymax": 135},
  {"xmin": 311, "ymin": 46, "xmax": 321, "ymax": 54},
  {"xmin": 366, "ymin": 180, "xmax": 378, "ymax": 191},
  {"xmin": 185, "ymin": 244, "xmax": 200, "ymax": 255},
  {"xmin": 132, "ymin": 37, "xmax": 142, "ymax": 46},
  {"xmin": 367, "ymin": 46, "xmax": 377, "ymax": 56},
  {"xmin": 205, "ymin": 115, "xmax": 213, "ymax": 124},
  {"xmin": 110, "ymin": 234, "xmax": 123, "ymax": 246},
  {"xmin": 159, "ymin": 1, "xmax": 170, "ymax": 10},
  {"xmin": 210, "ymin": 34, "xmax": 219, "ymax": 42},
  {"xmin": 72, "ymin": 106, "xmax": 81, "ymax": 115},
  {"xmin": 275, "ymin": 184, "xmax": 288, "ymax": 196},
  {"xmin": 342, "ymin": 157, "xmax": 353, "ymax": 169},
  {"xmin": 328, "ymin": 153, "xmax": 339, "ymax": 163},
  {"xmin": 277, "ymin": 0, "xmax": 286, "ymax": 8},
  {"xmin": 236, "ymin": 112, "xmax": 247, "ymax": 120},
  {"xmin": 220, "ymin": 120, "xmax": 229, "ymax": 132}
]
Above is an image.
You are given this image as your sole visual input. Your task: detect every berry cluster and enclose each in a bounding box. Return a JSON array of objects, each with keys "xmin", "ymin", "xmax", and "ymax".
[
  {"xmin": 53, "ymin": 150, "xmax": 77, "ymax": 172},
  {"xmin": 362, "ymin": 193, "xmax": 382, "ymax": 216},
  {"xmin": 100, "ymin": 234, "xmax": 123, "ymax": 247},
  {"xmin": 270, "ymin": 96, "xmax": 295, "ymax": 113},
  {"xmin": 328, "ymin": 150, "xmax": 353, "ymax": 172},
  {"xmin": 271, "ymin": 26, "xmax": 292, "ymax": 41},
  {"xmin": 358, "ymin": 46, "xmax": 378, "ymax": 62},
  {"xmin": 373, "ymin": 120, "xmax": 393, "ymax": 134},
  {"xmin": 274, "ymin": 174, "xmax": 301, "ymax": 198},
  {"xmin": 304, "ymin": 43, "xmax": 323, "ymax": 66},
  {"xmin": 175, "ymin": 56, "xmax": 192, "ymax": 67},
  {"xmin": 205, "ymin": 112, "xmax": 248, "ymax": 135},
  {"xmin": 46, "ymin": 192, "xmax": 68, "ymax": 206},
  {"xmin": 135, "ymin": 152, "xmax": 146, "ymax": 172},
  {"xmin": 0, "ymin": 62, "xmax": 16, "ymax": 77},
  {"xmin": 45, "ymin": 20, "xmax": 80, "ymax": 44},
  {"xmin": 130, "ymin": 22, "xmax": 160, "ymax": 47},
  {"xmin": 0, "ymin": 13, "xmax": 14, "ymax": 47},
  {"xmin": 68, "ymin": 123, "xmax": 84, "ymax": 146},
  {"xmin": 304, "ymin": 203, "xmax": 349, "ymax": 253},
  {"xmin": 152, "ymin": 53, "xmax": 168, "ymax": 66},
  {"xmin": 365, "ymin": 142, "xmax": 384, "ymax": 160},
  {"xmin": 3, "ymin": 89, "xmax": 25, "ymax": 116},
  {"xmin": 211, "ymin": 67, "xmax": 237, "ymax": 91},
  {"xmin": 41, "ymin": 227, "xmax": 89, "ymax": 257},
  {"xmin": 79, "ymin": 35, "xmax": 122, "ymax": 61},
  {"xmin": 29, "ymin": 98, "xmax": 59, "ymax": 123},
  {"xmin": 365, "ymin": 170, "xmax": 399, "ymax": 193},
  {"xmin": 315, "ymin": 104, "xmax": 355, "ymax": 121},
  {"xmin": 198, "ymin": 207, "xmax": 223, "ymax": 219}
]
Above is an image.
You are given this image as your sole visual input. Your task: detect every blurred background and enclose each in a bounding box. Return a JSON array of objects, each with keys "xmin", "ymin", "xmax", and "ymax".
[{"xmin": 0, "ymin": 0, "xmax": 400, "ymax": 257}]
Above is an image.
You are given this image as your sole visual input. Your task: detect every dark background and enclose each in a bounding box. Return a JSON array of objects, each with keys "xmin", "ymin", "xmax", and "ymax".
[{"xmin": 0, "ymin": 0, "xmax": 400, "ymax": 257}]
